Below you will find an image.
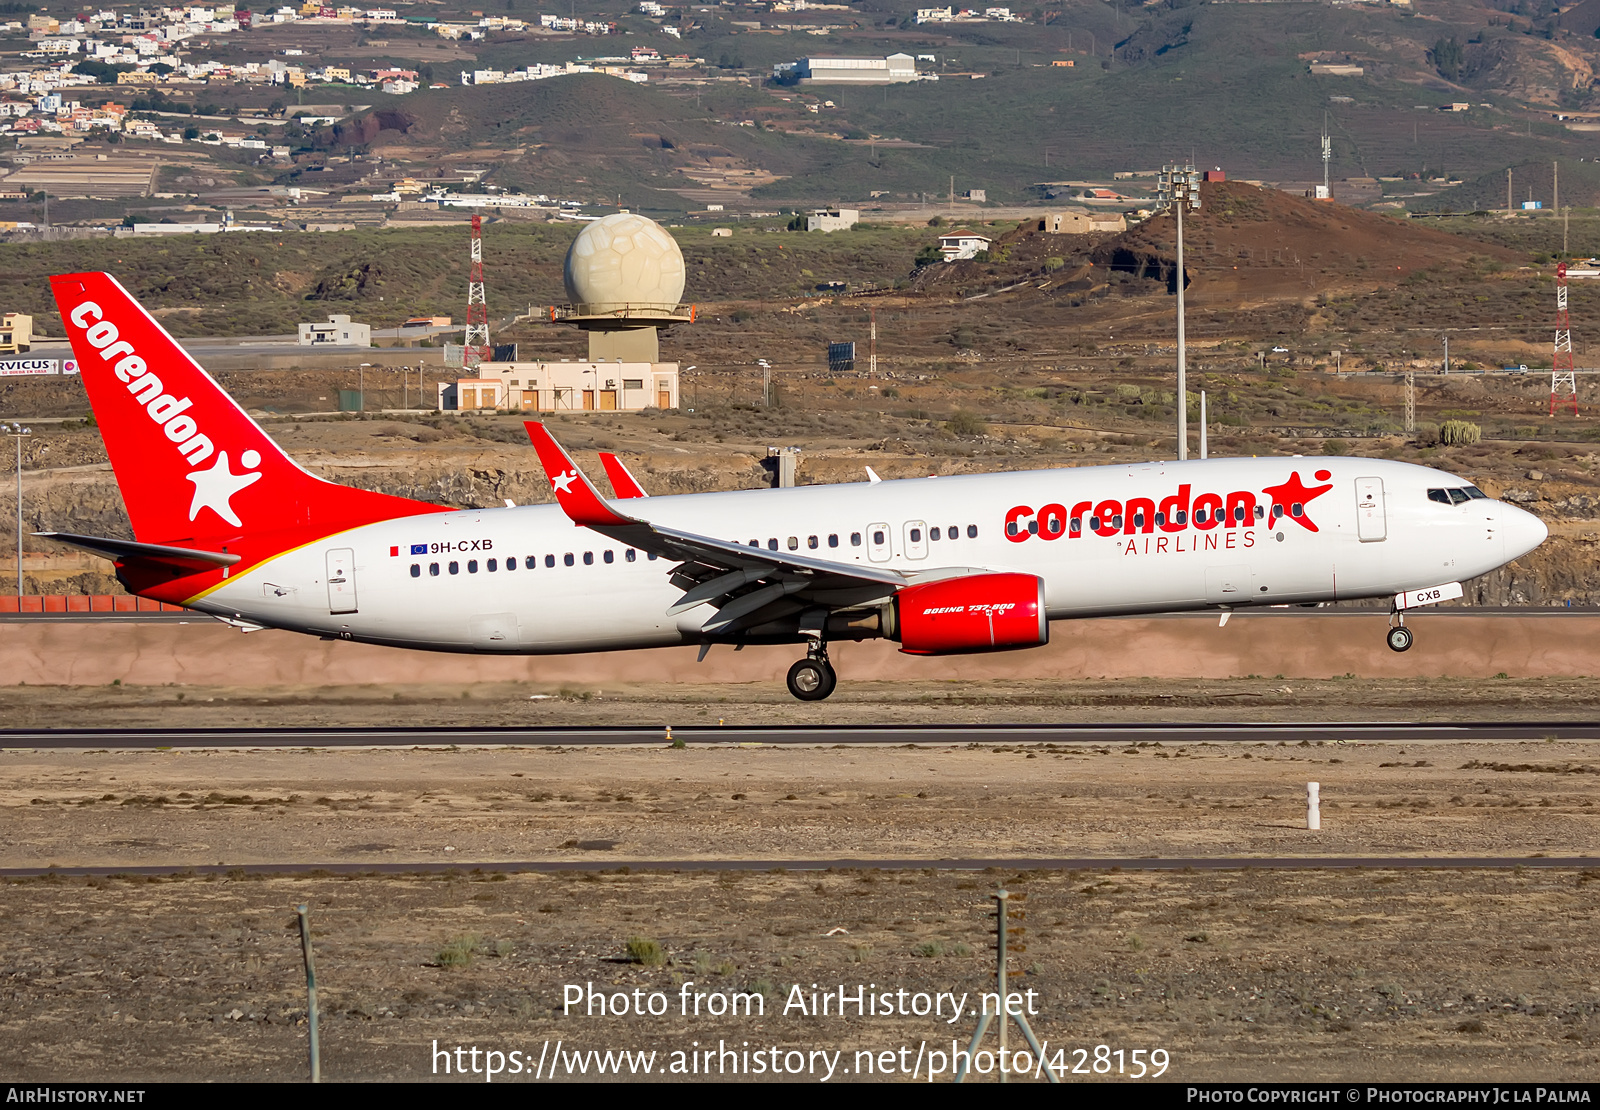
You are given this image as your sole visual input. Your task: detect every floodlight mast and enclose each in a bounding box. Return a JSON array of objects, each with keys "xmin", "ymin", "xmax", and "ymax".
[{"xmin": 1160, "ymin": 164, "xmax": 1201, "ymax": 460}]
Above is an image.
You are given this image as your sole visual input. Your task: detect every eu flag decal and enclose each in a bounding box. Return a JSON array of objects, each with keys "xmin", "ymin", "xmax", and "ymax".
[{"xmin": 411, "ymin": 543, "xmax": 428, "ymax": 555}]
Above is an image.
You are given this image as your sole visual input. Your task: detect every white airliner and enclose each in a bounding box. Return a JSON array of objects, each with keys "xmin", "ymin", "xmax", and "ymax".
[{"xmin": 41, "ymin": 271, "xmax": 1548, "ymax": 700}]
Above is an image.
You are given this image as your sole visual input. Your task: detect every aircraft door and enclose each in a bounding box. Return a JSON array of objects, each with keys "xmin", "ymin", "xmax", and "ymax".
[
  {"xmin": 326, "ymin": 547, "xmax": 358, "ymax": 614},
  {"xmin": 904, "ymin": 520, "xmax": 928, "ymax": 560},
  {"xmin": 1356, "ymin": 477, "xmax": 1387, "ymax": 542},
  {"xmin": 867, "ymin": 522, "xmax": 892, "ymax": 562}
]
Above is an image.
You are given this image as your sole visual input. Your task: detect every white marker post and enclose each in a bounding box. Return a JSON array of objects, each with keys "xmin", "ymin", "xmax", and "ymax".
[{"xmin": 1307, "ymin": 782, "xmax": 1321, "ymax": 831}]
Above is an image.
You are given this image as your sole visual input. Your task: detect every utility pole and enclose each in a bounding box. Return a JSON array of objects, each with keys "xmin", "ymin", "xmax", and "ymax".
[
  {"xmin": 2, "ymin": 424, "xmax": 27, "ymax": 598},
  {"xmin": 1160, "ymin": 164, "xmax": 1200, "ymax": 460},
  {"xmin": 1553, "ymin": 160, "xmax": 1559, "ymax": 223},
  {"xmin": 1507, "ymin": 168, "xmax": 1513, "ymax": 216},
  {"xmin": 1443, "ymin": 334, "xmax": 1449, "ymax": 374},
  {"xmin": 869, "ymin": 308, "xmax": 877, "ymax": 379},
  {"xmin": 1405, "ymin": 369, "xmax": 1415, "ymax": 435}
]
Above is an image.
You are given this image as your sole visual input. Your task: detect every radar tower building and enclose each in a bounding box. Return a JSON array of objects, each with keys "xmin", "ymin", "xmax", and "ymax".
[{"xmin": 441, "ymin": 212, "xmax": 691, "ymax": 414}]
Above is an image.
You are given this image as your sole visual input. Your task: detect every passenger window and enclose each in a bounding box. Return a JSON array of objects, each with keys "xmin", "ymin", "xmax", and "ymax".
[
  {"xmin": 808, "ymin": 535, "xmax": 818, "ymax": 549},
  {"xmin": 767, "ymin": 538, "xmax": 778, "ymax": 551},
  {"xmin": 787, "ymin": 536, "xmax": 799, "ymax": 550},
  {"xmin": 410, "ymin": 563, "xmax": 420, "ymax": 578},
  {"xmin": 506, "ymin": 557, "xmax": 517, "ymax": 570},
  {"xmin": 1254, "ymin": 505, "xmax": 1265, "ymax": 520},
  {"xmin": 1089, "ymin": 516, "xmax": 1101, "ymax": 531},
  {"xmin": 1427, "ymin": 488, "xmax": 1451, "ymax": 504},
  {"xmin": 1008, "ymin": 521, "xmax": 1019, "ymax": 536},
  {"xmin": 873, "ymin": 530, "xmax": 885, "ymax": 545},
  {"xmin": 1132, "ymin": 513, "xmax": 1144, "ymax": 529},
  {"xmin": 851, "ymin": 532, "xmax": 862, "ymax": 546},
  {"xmin": 1448, "ymin": 488, "xmax": 1470, "ymax": 505},
  {"xmin": 749, "ymin": 539, "xmax": 759, "ymax": 547},
  {"xmin": 648, "ymin": 552, "xmax": 658, "ymax": 560},
  {"xmin": 448, "ymin": 561, "xmax": 459, "ymax": 575},
  {"xmin": 1111, "ymin": 514, "xmax": 1123, "ymax": 529},
  {"xmin": 1272, "ymin": 504, "xmax": 1284, "ymax": 518},
  {"xmin": 546, "ymin": 554, "xmax": 556, "ymax": 568},
  {"xmin": 967, "ymin": 525, "xmax": 978, "ymax": 538},
  {"xmin": 1174, "ymin": 512, "xmax": 1186, "ymax": 525},
  {"xmin": 828, "ymin": 534, "xmax": 839, "ymax": 548},
  {"xmin": 583, "ymin": 551, "xmax": 594, "ymax": 565},
  {"xmin": 1196, "ymin": 509, "xmax": 1208, "ymax": 524},
  {"xmin": 1291, "ymin": 504, "xmax": 1303, "ymax": 517},
  {"xmin": 563, "ymin": 553, "xmax": 574, "ymax": 566},
  {"xmin": 930, "ymin": 527, "xmax": 941, "ymax": 541},
  {"xmin": 1233, "ymin": 506, "xmax": 1244, "ymax": 523},
  {"xmin": 487, "ymin": 558, "xmax": 497, "ymax": 572},
  {"xmin": 429, "ymin": 562, "xmax": 440, "ymax": 576},
  {"xmin": 468, "ymin": 559, "xmax": 478, "ymax": 573},
  {"xmin": 626, "ymin": 549, "xmax": 637, "ymax": 562},
  {"xmin": 1070, "ymin": 517, "xmax": 1082, "ymax": 533},
  {"xmin": 910, "ymin": 527, "xmax": 922, "ymax": 543},
  {"xmin": 1028, "ymin": 520, "xmax": 1039, "ymax": 534},
  {"xmin": 604, "ymin": 550, "xmax": 614, "ymax": 563},
  {"xmin": 1154, "ymin": 512, "xmax": 1165, "ymax": 526}
]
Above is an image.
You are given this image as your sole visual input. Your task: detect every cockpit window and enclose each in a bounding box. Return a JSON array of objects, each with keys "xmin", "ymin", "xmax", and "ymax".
[{"xmin": 1429, "ymin": 486, "xmax": 1487, "ymax": 504}]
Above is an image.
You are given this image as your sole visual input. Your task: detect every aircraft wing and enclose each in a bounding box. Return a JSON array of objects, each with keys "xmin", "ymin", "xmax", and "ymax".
[{"xmin": 525, "ymin": 422, "xmax": 905, "ymax": 634}]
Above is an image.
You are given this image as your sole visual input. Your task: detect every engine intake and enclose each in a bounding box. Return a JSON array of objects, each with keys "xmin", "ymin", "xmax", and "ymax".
[{"xmin": 892, "ymin": 572, "xmax": 1048, "ymax": 655}]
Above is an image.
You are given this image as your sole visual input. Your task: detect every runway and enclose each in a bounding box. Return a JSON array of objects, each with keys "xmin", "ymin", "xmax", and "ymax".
[
  {"xmin": 1, "ymin": 855, "xmax": 1592, "ymax": 878},
  {"xmin": 5, "ymin": 721, "xmax": 1600, "ymax": 748}
]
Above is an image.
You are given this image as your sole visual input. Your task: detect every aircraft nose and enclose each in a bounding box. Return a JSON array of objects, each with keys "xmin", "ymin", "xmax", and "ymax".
[{"xmin": 1498, "ymin": 502, "xmax": 1548, "ymax": 561}]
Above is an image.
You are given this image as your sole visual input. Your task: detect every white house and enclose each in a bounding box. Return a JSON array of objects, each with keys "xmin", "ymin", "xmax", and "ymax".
[
  {"xmin": 298, "ymin": 313, "xmax": 372, "ymax": 346},
  {"xmin": 806, "ymin": 207, "xmax": 858, "ymax": 232},
  {"xmin": 937, "ymin": 230, "xmax": 992, "ymax": 260}
]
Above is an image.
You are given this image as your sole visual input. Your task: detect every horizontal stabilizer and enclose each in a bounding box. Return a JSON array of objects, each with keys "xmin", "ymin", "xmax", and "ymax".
[{"xmin": 37, "ymin": 530, "xmax": 241, "ymax": 572}]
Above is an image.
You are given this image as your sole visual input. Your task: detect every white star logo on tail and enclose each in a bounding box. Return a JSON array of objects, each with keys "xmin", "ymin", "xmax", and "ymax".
[
  {"xmin": 551, "ymin": 469, "xmax": 578, "ymax": 494},
  {"xmin": 186, "ymin": 450, "xmax": 262, "ymax": 527}
]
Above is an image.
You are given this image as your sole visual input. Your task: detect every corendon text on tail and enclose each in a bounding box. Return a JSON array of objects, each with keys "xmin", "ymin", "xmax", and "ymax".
[{"xmin": 42, "ymin": 271, "xmax": 1549, "ymax": 701}]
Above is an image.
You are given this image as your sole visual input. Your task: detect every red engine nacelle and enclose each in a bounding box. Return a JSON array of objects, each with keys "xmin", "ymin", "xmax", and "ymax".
[{"xmin": 892, "ymin": 572, "xmax": 1048, "ymax": 656}]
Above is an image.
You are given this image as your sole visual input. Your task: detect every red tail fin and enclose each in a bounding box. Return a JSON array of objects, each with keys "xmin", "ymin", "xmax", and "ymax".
[{"xmin": 50, "ymin": 272, "xmax": 444, "ymax": 544}]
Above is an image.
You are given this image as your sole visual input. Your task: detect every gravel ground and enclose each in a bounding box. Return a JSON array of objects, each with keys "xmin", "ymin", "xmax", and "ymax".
[{"xmin": 1, "ymin": 868, "xmax": 1595, "ymax": 1082}]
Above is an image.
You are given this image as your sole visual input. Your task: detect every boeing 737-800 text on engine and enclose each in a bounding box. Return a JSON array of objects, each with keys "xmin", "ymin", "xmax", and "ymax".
[{"xmin": 41, "ymin": 272, "xmax": 1548, "ymax": 699}]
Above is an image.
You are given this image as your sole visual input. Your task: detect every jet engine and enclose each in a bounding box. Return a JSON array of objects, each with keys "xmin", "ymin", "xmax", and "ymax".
[{"xmin": 889, "ymin": 572, "xmax": 1048, "ymax": 655}]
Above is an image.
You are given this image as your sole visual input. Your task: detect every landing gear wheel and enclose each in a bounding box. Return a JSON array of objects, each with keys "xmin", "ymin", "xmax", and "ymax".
[
  {"xmin": 1386, "ymin": 625, "xmax": 1414, "ymax": 653},
  {"xmin": 787, "ymin": 657, "xmax": 837, "ymax": 701}
]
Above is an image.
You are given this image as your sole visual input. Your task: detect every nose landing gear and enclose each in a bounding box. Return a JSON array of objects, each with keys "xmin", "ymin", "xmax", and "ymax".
[
  {"xmin": 786, "ymin": 642, "xmax": 838, "ymax": 701},
  {"xmin": 1386, "ymin": 610, "xmax": 1413, "ymax": 653}
]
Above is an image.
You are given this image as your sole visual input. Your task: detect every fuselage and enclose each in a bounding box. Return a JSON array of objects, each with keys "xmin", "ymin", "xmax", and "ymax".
[{"xmin": 184, "ymin": 455, "xmax": 1547, "ymax": 654}]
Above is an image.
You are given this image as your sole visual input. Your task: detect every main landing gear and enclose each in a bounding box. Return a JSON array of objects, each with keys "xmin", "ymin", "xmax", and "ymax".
[
  {"xmin": 1386, "ymin": 610, "xmax": 1413, "ymax": 653},
  {"xmin": 786, "ymin": 642, "xmax": 838, "ymax": 701}
]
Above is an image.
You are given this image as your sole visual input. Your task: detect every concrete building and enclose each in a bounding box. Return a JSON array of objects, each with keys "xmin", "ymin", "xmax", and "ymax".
[
  {"xmin": 778, "ymin": 53, "xmax": 917, "ymax": 84},
  {"xmin": 0, "ymin": 313, "xmax": 33, "ymax": 353},
  {"xmin": 438, "ymin": 360, "xmax": 680, "ymax": 412},
  {"xmin": 298, "ymin": 313, "xmax": 371, "ymax": 346},
  {"xmin": 805, "ymin": 207, "xmax": 859, "ymax": 232},
  {"xmin": 1037, "ymin": 208, "xmax": 1126, "ymax": 234}
]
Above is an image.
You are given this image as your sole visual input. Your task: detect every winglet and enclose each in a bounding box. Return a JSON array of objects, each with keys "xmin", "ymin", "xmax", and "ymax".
[
  {"xmin": 599, "ymin": 452, "xmax": 649, "ymax": 498},
  {"xmin": 524, "ymin": 422, "xmax": 635, "ymax": 527}
]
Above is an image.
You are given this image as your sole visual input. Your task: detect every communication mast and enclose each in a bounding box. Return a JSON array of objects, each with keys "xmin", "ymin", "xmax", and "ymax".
[
  {"xmin": 464, "ymin": 215, "xmax": 491, "ymax": 368},
  {"xmin": 1552, "ymin": 261, "xmax": 1578, "ymax": 416},
  {"xmin": 1320, "ymin": 114, "xmax": 1331, "ymax": 199}
]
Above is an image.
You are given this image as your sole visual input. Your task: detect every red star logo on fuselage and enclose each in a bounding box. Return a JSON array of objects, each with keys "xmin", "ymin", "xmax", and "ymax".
[{"xmin": 1261, "ymin": 469, "xmax": 1334, "ymax": 532}]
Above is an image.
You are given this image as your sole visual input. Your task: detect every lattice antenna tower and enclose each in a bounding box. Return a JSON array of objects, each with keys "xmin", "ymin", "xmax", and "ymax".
[
  {"xmin": 465, "ymin": 215, "xmax": 491, "ymax": 368},
  {"xmin": 1552, "ymin": 261, "xmax": 1578, "ymax": 416}
]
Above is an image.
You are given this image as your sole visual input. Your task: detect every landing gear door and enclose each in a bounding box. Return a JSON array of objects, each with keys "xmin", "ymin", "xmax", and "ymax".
[
  {"xmin": 867, "ymin": 523, "xmax": 892, "ymax": 563},
  {"xmin": 326, "ymin": 547, "xmax": 358, "ymax": 614},
  {"xmin": 1356, "ymin": 477, "xmax": 1387, "ymax": 542}
]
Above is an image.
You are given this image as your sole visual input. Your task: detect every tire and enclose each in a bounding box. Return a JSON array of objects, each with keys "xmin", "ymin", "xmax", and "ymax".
[
  {"xmin": 787, "ymin": 658, "xmax": 836, "ymax": 701},
  {"xmin": 1386, "ymin": 626, "xmax": 1413, "ymax": 653}
]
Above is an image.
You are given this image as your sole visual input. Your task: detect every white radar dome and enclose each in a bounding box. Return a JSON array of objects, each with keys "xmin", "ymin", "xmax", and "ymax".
[{"xmin": 563, "ymin": 212, "xmax": 686, "ymax": 309}]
